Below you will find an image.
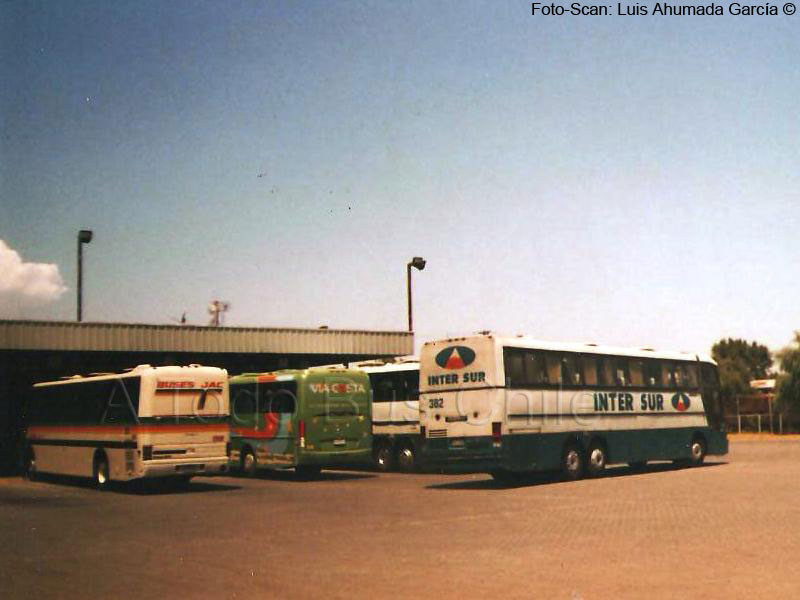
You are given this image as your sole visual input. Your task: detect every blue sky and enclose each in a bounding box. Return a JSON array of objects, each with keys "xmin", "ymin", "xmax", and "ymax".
[{"xmin": 1, "ymin": 1, "xmax": 799, "ymax": 356}]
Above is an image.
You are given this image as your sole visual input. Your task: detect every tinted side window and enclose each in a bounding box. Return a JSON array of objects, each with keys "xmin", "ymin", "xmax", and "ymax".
[
  {"xmin": 545, "ymin": 353, "xmax": 562, "ymax": 385},
  {"xmin": 503, "ymin": 348, "xmax": 548, "ymax": 387},
  {"xmin": 231, "ymin": 387, "xmax": 256, "ymax": 418},
  {"xmin": 597, "ymin": 356, "xmax": 615, "ymax": 387},
  {"xmin": 260, "ymin": 382, "xmax": 298, "ymax": 413},
  {"xmin": 581, "ymin": 355, "xmax": 598, "ymax": 386},
  {"xmin": 613, "ymin": 357, "xmax": 630, "ymax": 386},
  {"xmin": 405, "ymin": 371, "xmax": 419, "ymax": 401},
  {"xmin": 561, "ymin": 354, "xmax": 581, "ymax": 385},
  {"xmin": 371, "ymin": 373, "xmax": 399, "ymax": 403},
  {"xmin": 643, "ymin": 360, "xmax": 662, "ymax": 387},
  {"xmin": 628, "ymin": 360, "xmax": 644, "ymax": 387},
  {"xmin": 684, "ymin": 363, "xmax": 700, "ymax": 390},
  {"xmin": 102, "ymin": 379, "xmax": 139, "ymax": 424},
  {"xmin": 503, "ymin": 349, "xmax": 524, "ymax": 386}
]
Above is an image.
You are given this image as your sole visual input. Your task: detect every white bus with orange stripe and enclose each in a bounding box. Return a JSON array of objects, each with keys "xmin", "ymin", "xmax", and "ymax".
[{"xmin": 22, "ymin": 364, "xmax": 230, "ymax": 488}]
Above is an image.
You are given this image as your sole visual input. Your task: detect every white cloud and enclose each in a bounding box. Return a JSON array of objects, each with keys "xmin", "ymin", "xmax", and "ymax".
[{"xmin": 0, "ymin": 239, "xmax": 67, "ymax": 304}]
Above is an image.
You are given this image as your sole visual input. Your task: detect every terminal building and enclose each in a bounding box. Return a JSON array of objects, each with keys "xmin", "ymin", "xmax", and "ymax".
[{"xmin": 0, "ymin": 319, "xmax": 413, "ymax": 471}]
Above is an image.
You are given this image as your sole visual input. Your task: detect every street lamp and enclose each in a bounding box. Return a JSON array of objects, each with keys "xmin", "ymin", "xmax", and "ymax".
[
  {"xmin": 406, "ymin": 256, "xmax": 426, "ymax": 332},
  {"xmin": 77, "ymin": 229, "xmax": 93, "ymax": 322}
]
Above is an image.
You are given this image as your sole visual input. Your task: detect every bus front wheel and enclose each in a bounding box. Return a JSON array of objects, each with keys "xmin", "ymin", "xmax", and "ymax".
[{"xmin": 93, "ymin": 453, "xmax": 110, "ymax": 490}]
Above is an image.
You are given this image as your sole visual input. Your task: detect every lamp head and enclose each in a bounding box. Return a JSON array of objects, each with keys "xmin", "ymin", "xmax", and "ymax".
[
  {"xmin": 409, "ymin": 256, "xmax": 426, "ymax": 271},
  {"xmin": 78, "ymin": 230, "xmax": 93, "ymax": 244}
]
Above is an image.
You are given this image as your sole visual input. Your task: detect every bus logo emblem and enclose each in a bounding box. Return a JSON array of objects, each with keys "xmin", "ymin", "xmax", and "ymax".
[
  {"xmin": 671, "ymin": 393, "xmax": 691, "ymax": 412},
  {"xmin": 435, "ymin": 346, "xmax": 476, "ymax": 370}
]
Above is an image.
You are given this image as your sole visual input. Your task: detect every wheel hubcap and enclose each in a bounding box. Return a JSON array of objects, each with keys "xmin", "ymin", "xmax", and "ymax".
[
  {"xmin": 691, "ymin": 442, "xmax": 703, "ymax": 459},
  {"xmin": 97, "ymin": 465, "xmax": 107, "ymax": 484},
  {"xmin": 566, "ymin": 451, "xmax": 580, "ymax": 472},
  {"xmin": 397, "ymin": 449, "xmax": 413, "ymax": 469},
  {"xmin": 244, "ymin": 454, "xmax": 255, "ymax": 471},
  {"xmin": 591, "ymin": 449, "xmax": 605, "ymax": 468}
]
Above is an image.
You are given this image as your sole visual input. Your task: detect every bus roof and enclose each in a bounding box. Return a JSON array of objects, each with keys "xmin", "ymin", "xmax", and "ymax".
[
  {"xmin": 423, "ymin": 333, "xmax": 715, "ymax": 364},
  {"xmin": 347, "ymin": 355, "xmax": 419, "ymax": 373},
  {"xmin": 33, "ymin": 364, "xmax": 228, "ymax": 387},
  {"xmin": 229, "ymin": 367, "xmax": 368, "ymax": 383}
]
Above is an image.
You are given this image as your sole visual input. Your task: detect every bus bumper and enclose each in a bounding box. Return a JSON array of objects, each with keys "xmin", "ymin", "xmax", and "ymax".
[
  {"xmin": 297, "ymin": 449, "xmax": 372, "ymax": 468},
  {"xmin": 420, "ymin": 437, "xmax": 505, "ymax": 473},
  {"xmin": 141, "ymin": 456, "xmax": 230, "ymax": 478}
]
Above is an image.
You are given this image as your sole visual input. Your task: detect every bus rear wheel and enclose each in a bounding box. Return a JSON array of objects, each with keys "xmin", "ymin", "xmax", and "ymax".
[
  {"xmin": 373, "ymin": 441, "xmax": 393, "ymax": 472},
  {"xmin": 688, "ymin": 437, "xmax": 706, "ymax": 466},
  {"xmin": 241, "ymin": 448, "xmax": 257, "ymax": 477},
  {"xmin": 586, "ymin": 441, "xmax": 607, "ymax": 478},
  {"xmin": 561, "ymin": 443, "xmax": 585, "ymax": 481},
  {"xmin": 93, "ymin": 453, "xmax": 110, "ymax": 490},
  {"xmin": 395, "ymin": 444, "xmax": 416, "ymax": 472}
]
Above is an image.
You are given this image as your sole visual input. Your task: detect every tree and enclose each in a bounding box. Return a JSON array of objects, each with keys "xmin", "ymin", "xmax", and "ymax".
[
  {"xmin": 711, "ymin": 338, "xmax": 773, "ymax": 413},
  {"xmin": 776, "ymin": 333, "xmax": 800, "ymax": 422}
]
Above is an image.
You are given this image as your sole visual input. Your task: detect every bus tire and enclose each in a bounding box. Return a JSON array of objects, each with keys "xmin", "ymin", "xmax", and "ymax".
[
  {"xmin": 295, "ymin": 465, "xmax": 321, "ymax": 480},
  {"xmin": 561, "ymin": 442, "xmax": 585, "ymax": 481},
  {"xmin": 586, "ymin": 440, "xmax": 607, "ymax": 478},
  {"xmin": 93, "ymin": 452, "xmax": 110, "ymax": 490},
  {"xmin": 688, "ymin": 435, "xmax": 706, "ymax": 466},
  {"xmin": 395, "ymin": 443, "xmax": 416, "ymax": 472},
  {"xmin": 241, "ymin": 448, "xmax": 257, "ymax": 477},
  {"xmin": 373, "ymin": 441, "xmax": 394, "ymax": 472}
]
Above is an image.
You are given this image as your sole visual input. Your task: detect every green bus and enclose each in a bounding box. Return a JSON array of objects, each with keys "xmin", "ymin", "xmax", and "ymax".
[{"xmin": 229, "ymin": 368, "xmax": 372, "ymax": 478}]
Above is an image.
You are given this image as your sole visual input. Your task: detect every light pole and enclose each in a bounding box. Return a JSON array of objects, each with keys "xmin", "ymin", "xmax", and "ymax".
[
  {"xmin": 77, "ymin": 229, "xmax": 93, "ymax": 322},
  {"xmin": 406, "ymin": 256, "xmax": 426, "ymax": 332}
]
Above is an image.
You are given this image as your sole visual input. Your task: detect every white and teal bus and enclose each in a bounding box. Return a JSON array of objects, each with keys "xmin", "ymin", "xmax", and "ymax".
[
  {"xmin": 350, "ymin": 357, "xmax": 421, "ymax": 471},
  {"xmin": 419, "ymin": 334, "xmax": 727, "ymax": 481},
  {"xmin": 23, "ymin": 365, "xmax": 231, "ymax": 488}
]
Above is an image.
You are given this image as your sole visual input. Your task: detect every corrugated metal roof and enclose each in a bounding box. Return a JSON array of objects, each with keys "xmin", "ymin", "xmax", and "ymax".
[{"xmin": 0, "ymin": 320, "xmax": 414, "ymax": 355}]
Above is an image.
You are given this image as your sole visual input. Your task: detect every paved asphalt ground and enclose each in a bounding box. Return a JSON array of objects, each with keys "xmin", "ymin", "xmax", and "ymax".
[{"xmin": 1, "ymin": 440, "xmax": 799, "ymax": 599}]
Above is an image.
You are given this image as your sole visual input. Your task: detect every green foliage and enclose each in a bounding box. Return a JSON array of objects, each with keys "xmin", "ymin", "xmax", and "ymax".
[
  {"xmin": 776, "ymin": 332, "xmax": 800, "ymax": 417},
  {"xmin": 711, "ymin": 338, "xmax": 772, "ymax": 411}
]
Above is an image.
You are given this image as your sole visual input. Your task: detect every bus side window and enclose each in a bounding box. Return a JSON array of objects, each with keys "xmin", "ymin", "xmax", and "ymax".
[
  {"xmin": 545, "ymin": 353, "xmax": 562, "ymax": 385},
  {"xmin": 372, "ymin": 374, "xmax": 396, "ymax": 402},
  {"xmin": 232, "ymin": 389, "xmax": 256, "ymax": 423},
  {"xmin": 405, "ymin": 371, "xmax": 419, "ymax": 401},
  {"xmin": 597, "ymin": 356, "xmax": 615, "ymax": 387},
  {"xmin": 661, "ymin": 362, "xmax": 676, "ymax": 388},
  {"xmin": 628, "ymin": 360, "xmax": 644, "ymax": 387},
  {"xmin": 643, "ymin": 360, "xmax": 661, "ymax": 387},
  {"xmin": 269, "ymin": 392, "xmax": 295, "ymax": 414},
  {"xmin": 673, "ymin": 363, "xmax": 687, "ymax": 389},
  {"xmin": 613, "ymin": 357, "xmax": 630, "ymax": 387},
  {"xmin": 561, "ymin": 354, "xmax": 581, "ymax": 385},
  {"xmin": 685, "ymin": 363, "xmax": 700, "ymax": 390},
  {"xmin": 523, "ymin": 351, "xmax": 548, "ymax": 385},
  {"xmin": 103, "ymin": 380, "xmax": 137, "ymax": 424},
  {"xmin": 580, "ymin": 355, "xmax": 598, "ymax": 386},
  {"xmin": 503, "ymin": 349, "xmax": 524, "ymax": 387}
]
